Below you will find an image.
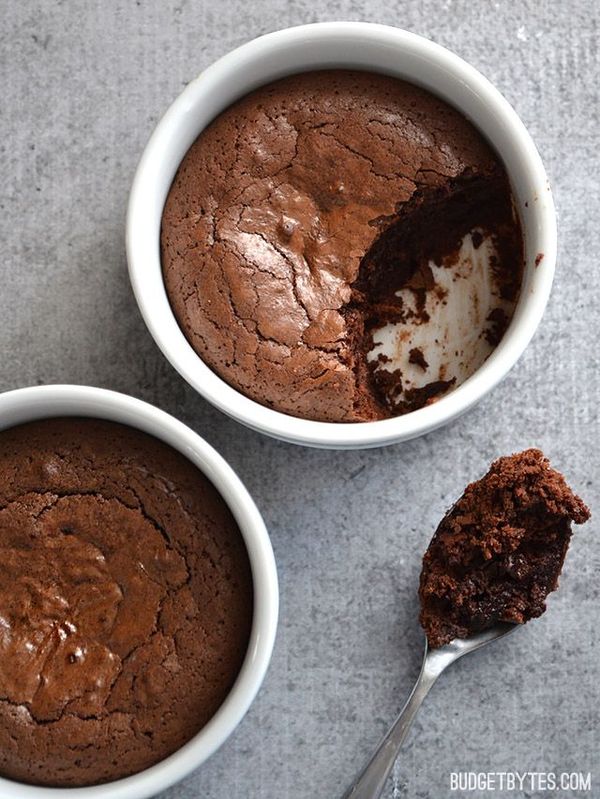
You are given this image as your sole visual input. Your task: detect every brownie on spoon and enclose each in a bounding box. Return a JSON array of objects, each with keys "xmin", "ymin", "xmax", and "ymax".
[{"xmin": 419, "ymin": 449, "xmax": 590, "ymax": 648}]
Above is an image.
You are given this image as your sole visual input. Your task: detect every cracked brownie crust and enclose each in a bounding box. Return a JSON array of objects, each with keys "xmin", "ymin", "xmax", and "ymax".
[
  {"xmin": 161, "ymin": 69, "xmax": 522, "ymax": 421},
  {"xmin": 419, "ymin": 449, "xmax": 590, "ymax": 648},
  {"xmin": 0, "ymin": 419, "xmax": 253, "ymax": 787}
]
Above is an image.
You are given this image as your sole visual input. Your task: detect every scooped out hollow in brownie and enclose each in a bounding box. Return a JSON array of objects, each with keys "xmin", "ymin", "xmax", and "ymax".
[
  {"xmin": 419, "ymin": 449, "xmax": 590, "ymax": 648},
  {"xmin": 347, "ymin": 171, "xmax": 523, "ymax": 416}
]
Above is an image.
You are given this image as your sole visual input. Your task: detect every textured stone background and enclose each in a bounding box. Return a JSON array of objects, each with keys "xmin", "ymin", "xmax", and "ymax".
[{"xmin": 1, "ymin": 1, "xmax": 598, "ymax": 797}]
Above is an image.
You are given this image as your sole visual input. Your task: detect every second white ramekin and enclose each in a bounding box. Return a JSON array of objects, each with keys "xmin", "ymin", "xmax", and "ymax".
[
  {"xmin": 0, "ymin": 384, "xmax": 278, "ymax": 799},
  {"xmin": 127, "ymin": 22, "xmax": 556, "ymax": 449}
]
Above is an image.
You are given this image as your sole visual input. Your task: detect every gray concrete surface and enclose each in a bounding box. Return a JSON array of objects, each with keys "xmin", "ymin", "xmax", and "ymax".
[{"xmin": 1, "ymin": 1, "xmax": 598, "ymax": 797}]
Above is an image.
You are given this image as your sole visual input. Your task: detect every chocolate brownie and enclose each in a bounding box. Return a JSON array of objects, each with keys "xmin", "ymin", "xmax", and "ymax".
[
  {"xmin": 419, "ymin": 449, "xmax": 590, "ymax": 648},
  {"xmin": 0, "ymin": 419, "xmax": 253, "ymax": 786},
  {"xmin": 161, "ymin": 70, "xmax": 523, "ymax": 421}
]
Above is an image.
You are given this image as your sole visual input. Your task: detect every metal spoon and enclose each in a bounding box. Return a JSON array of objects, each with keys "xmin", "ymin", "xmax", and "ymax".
[{"xmin": 342, "ymin": 622, "xmax": 517, "ymax": 799}]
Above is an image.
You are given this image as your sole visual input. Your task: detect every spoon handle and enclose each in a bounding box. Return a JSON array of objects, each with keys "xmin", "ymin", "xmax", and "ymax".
[{"xmin": 342, "ymin": 661, "xmax": 438, "ymax": 799}]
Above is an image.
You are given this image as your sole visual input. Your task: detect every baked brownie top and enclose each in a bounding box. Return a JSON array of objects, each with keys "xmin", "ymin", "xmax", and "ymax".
[
  {"xmin": 161, "ymin": 70, "xmax": 521, "ymax": 422},
  {"xmin": 419, "ymin": 449, "xmax": 590, "ymax": 648},
  {"xmin": 0, "ymin": 419, "xmax": 253, "ymax": 787}
]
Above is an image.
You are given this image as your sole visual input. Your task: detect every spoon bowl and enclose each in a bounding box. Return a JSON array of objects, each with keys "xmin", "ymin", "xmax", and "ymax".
[{"xmin": 425, "ymin": 621, "xmax": 518, "ymax": 676}]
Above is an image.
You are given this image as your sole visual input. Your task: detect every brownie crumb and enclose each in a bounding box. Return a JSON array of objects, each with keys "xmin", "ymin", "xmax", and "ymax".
[
  {"xmin": 471, "ymin": 230, "xmax": 484, "ymax": 249},
  {"xmin": 419, "ymin": 449, "xmax": 590, "ymax": 648},
  {"xmin": 409, "ymin": 347, "xmax": 429, "ymax": 371},
  {"xmin": 535, "ymin": 252, "xmax": 544, "ymax": 267},
  {"xmin": 400, "ymin": 378, "xmax": 456, "ymax": 413},
  {"xmin": 485, "ymin": 307, "xmax": 509, "ymax": 347}
]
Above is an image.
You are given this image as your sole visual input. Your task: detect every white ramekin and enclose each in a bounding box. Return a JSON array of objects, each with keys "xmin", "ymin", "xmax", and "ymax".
[
  {"xmin": 127, "ymin": 22, "xmax": 556, "ymax": 449},
  {"xmin": 0, "ymin": 385, "xmax": 278, "ymax": 799}
]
